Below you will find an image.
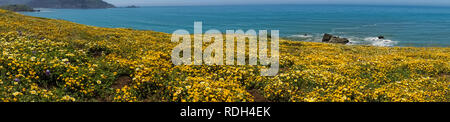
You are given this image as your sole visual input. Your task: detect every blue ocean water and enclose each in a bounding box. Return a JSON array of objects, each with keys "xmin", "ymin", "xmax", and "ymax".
[{"xmin": 22, "ymin": 5, "xmax": 450, "ymax": 47}]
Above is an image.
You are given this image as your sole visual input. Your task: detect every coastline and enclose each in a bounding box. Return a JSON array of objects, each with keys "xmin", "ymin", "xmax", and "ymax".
[
  {"xmin": 16, "ymin": 11, "xmax": 448, "ymax": 48},
  {"xmin": 20, "ymin": 5, "xmax": 450, "ymax": 47}
]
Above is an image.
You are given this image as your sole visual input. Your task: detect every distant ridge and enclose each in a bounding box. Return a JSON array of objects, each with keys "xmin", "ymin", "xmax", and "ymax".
[
  {"xmin": 0, "ymin": 4, "xmax": 38, "ymax": 12},
  {"xmin": 0, "ymin": 0, "xmax": 115, "ymax": 9}
]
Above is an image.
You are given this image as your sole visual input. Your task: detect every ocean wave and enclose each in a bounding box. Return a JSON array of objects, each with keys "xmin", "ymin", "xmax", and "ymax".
[
  {"xmin": 349, "ymin": 37, "xmax": 397, "ymax": 47},
  {"xmin": 287, "ymin": 33, "xmax": 398, "ymax": 47},
  {"xmin": 288, "ymin": 34, "xmax": 313, "ymax": 38}
]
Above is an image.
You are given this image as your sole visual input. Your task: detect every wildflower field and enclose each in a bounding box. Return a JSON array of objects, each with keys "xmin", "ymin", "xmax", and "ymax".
[{"xmin": 0, "ymin": 9, "xmax": 448, "ymax": 102}]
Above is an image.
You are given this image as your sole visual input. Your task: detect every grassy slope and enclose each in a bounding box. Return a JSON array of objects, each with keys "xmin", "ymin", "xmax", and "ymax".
[{"xmin": 0, "ymin": 9, "xmax": 448, "ymax": 102}]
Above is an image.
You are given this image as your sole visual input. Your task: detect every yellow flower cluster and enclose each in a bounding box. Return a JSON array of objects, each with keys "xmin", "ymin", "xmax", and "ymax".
[
  {"xmin": 168, "ymin": 76, "xmax": 253, "ymax": 102},
  {"xmin": 0, "ymin": 9, "xmax": 448, "ymax": 102},
  {"xmin": 114, "ymin": 86, "xmax": 137, "ymax": 102}
]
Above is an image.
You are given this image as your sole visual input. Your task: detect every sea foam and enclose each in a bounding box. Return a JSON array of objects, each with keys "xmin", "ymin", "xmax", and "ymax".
[
  {"xmin": 348, "ymin": 37, "xmax": 397, "ymax": 47},
  {"xmin": 363, "ymin": 37, "xmax": 397, "ymax": 47}
]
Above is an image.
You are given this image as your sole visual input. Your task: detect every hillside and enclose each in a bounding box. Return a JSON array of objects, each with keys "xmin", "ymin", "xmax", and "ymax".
[
  {"xmin": 0, "ymin": 9, "xmax": 448, "ymax": 102},
  {"xmin": 27, "ymin": 0, "xmax": 115, "ymax": 8},
  {"xmin": 0, "ymin": 4, "xmax": 37, "ymax": 12},
  {"xmin": 0, "ymin": 0, "xmax": 32, "ymax": 5},
  {"xmin": 0, "ymin": 0, "xmax": 115, "ymax": 8}
]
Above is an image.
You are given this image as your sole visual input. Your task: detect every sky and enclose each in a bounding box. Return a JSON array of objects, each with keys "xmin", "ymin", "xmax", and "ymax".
[{"xmin": 104, "ymin": 0, "xmax": 450, "ymax": 6}]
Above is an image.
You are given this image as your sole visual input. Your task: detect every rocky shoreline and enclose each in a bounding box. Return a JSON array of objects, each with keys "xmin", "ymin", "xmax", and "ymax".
[
  {"xmin": 321, "ymin": 33, "xmax": 388, "ymax": 46},
  {"xmin": 322, "ymin": 33, "xmax": 350, "ymax": 44}
]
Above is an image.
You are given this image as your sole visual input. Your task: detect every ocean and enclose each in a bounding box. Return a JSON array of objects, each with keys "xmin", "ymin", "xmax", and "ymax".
[{"xmin": 22, "ymin": 5, "xmax": 450, "ymax": 47}]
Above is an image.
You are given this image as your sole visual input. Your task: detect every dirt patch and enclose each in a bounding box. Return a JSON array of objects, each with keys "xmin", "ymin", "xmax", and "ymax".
[
  {"xmin": 142, "ymin": 95, "xmax": 161, "ymax": 102},
  {"xmin": 91, "ymin": 51, "xmax": 103, "ymax": 58},
  {"xmin": 112, "ymin": 76, "xmax": 132, "ymax": 89},
  {"xmin": 248, "ymin": 89, "xmax": 269, "ymax": 102},
  {"xmin": 441, "ymin": 74, "xmax": 450, "ymax": 82},
  {"xmin": 95, "ymin": 95, "xmax": 113, "ymax": 102},
  {"xmin": 88, "ymin": 46, "xmax": 111, "ymax": 58}
]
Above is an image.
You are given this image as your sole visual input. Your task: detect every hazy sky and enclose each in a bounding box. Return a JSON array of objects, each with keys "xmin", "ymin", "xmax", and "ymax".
[{"xmin": 104, "ymin": 0, "xmax": 450, "ymax": 6}]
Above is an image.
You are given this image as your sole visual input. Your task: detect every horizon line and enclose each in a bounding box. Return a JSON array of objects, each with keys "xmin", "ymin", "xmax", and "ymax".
[{"xmin": 113, "ymin": 3, "xmax": 450, "ymax": 8}]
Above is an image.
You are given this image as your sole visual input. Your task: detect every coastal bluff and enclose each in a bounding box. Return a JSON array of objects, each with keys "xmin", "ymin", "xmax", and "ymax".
[
  {"xmin": 0, "ymin": 0, "xmax": 115, "ymax": 9},
  {"xmin": 0, "ymin": 4, "xmax": 38, "ymax": 12},
  {"xmin": 322, "ymin": 33, "xmax": 350, "ymax": 44}
]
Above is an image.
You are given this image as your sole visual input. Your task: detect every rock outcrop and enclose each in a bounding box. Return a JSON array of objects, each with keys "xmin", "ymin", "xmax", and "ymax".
[
  {"xmin": 322, "ymin": 33, "xmax": 349, "ymax": 44},
  {"xmin": 322, "ymin": 33, "xmax": 333, "ymax": 42}
]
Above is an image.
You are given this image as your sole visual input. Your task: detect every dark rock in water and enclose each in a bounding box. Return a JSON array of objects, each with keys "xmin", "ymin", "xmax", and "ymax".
[
  {"xmin": 378, "ymin": 36, "xmax": 385, "ymax": 39},
  {"xmin": 322, "ymin": 33, "xmax": 333, "ymax": 42},
  {"xmin": 322, "ymin": 33, "xmax": 349, "ymax": 44},
  {"xmin": 329, "ymin": 37, "xmax": 349, "ymax": 44}
]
